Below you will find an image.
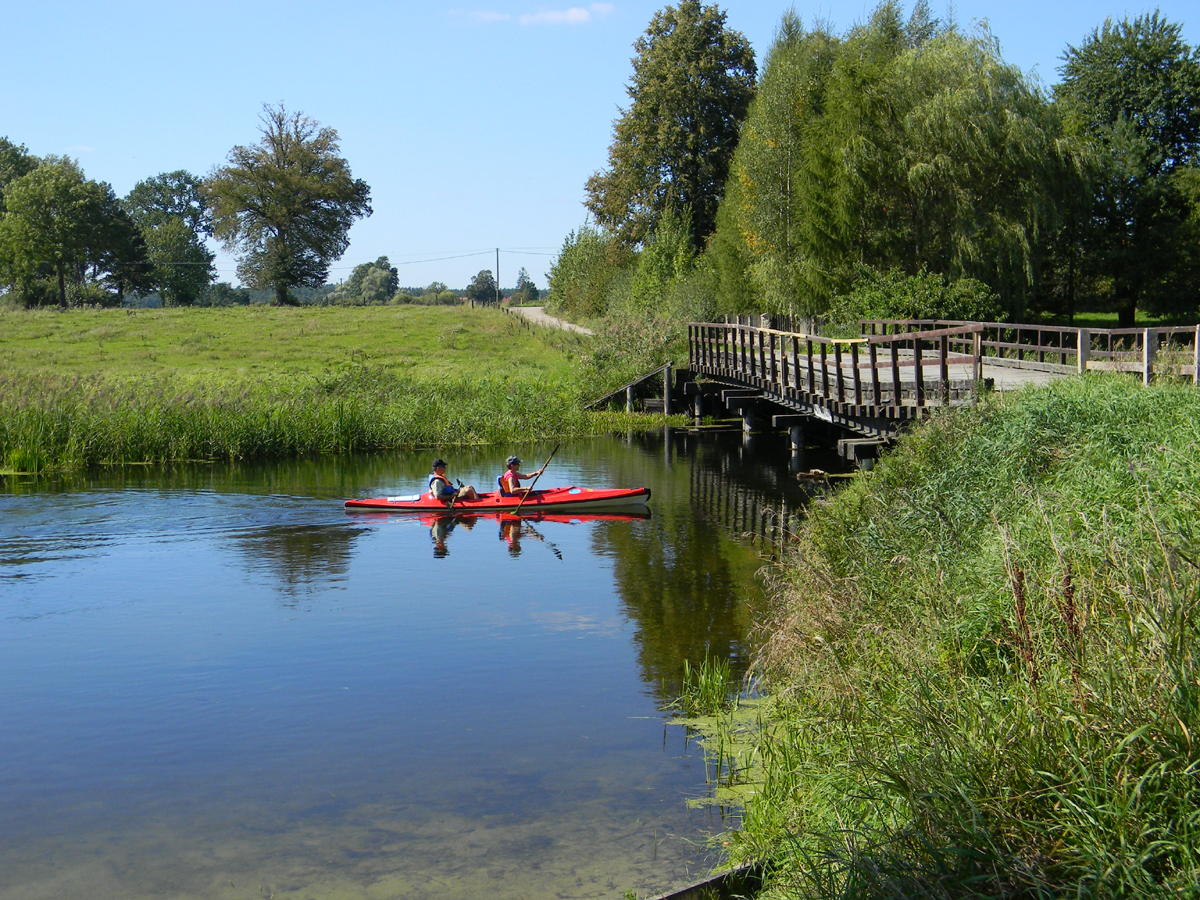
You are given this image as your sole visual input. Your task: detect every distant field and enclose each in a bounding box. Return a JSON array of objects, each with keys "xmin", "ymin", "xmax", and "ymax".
[{"xmin": 0, "ymin": 305, "xmax": 587, "ymax": 381}]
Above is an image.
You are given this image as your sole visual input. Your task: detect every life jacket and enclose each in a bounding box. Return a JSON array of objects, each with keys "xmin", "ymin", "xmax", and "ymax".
[
  {"xmin": 497, "ymin": 471, "xmax": 520, "ymax": 496},
  {"xmin": 429, "ymin": 473, "xmax": 454, "ymax": 497}
]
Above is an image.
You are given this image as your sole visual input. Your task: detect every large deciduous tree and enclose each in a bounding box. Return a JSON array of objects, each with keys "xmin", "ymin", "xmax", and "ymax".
[
  {"xmin": 204, "ymin": 104, "xmax": 372, "ymax": 306},
  {"xmin": 126, "ymin": 170, "xmax": 215, "ymax": 306},
  {"xmin": 585, "ymin": 0, "xmax": 756, "ymax": 249},
  {"xmin": 465, "ymin": 269, "xmax": 498, "ymax": 304},
  {"xmin": 0, "ymin": 159, "xmax": 114, "ymax": 307},
  {"xmin": 1056, "ymin": 12, "xmax": 1200, "ymax": 326}
]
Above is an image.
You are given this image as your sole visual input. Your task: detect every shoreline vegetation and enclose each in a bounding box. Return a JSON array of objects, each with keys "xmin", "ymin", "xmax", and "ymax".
[
  {"xmin": 722, "ymin": 373, "xmax": 1200, "ymax": 898},
  {"xmin": 0, "ymin": 305, "xmax": 677, "ymax": 474}
]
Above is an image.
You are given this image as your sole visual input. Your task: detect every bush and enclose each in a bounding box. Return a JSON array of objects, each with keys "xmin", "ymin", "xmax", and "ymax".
[{"xmin": 824, "ymin": 266, "xmax": 1005, "ymax": 332}]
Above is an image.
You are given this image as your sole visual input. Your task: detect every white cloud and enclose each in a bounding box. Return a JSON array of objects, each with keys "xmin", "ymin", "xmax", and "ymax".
[{"xmin": 519, "ymin": 3, "xmax": 615, "ymax": 25}]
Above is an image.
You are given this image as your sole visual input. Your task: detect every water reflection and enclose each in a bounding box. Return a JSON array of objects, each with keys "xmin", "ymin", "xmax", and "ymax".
[
  {"xmin": 231, "ymin": 522, "xmax": 360, "ymax": 595},
  {"xmin": 0, "ymin": 432, "xmax": 842, "ymax": 900}
]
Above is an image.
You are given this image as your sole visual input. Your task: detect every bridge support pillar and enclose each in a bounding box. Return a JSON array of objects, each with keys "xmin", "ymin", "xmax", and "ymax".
[
  {"xmin": 742, "ymin": 410, "xmax": 755, "ymax": 435},
  {"xmin": 789, "ymin": 425, "xmax": 805, "ymax": 454}
]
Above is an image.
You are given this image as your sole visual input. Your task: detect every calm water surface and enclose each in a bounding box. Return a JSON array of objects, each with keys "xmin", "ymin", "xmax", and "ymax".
[{"xmin": 0, "ymin": 432, "xmax": 815, "ymax": 900}]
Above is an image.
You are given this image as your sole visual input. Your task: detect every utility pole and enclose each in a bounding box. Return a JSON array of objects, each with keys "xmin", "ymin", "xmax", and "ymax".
[{"xmin": 495, "ymin": 248, "xmax": 501, "ymax": 305}]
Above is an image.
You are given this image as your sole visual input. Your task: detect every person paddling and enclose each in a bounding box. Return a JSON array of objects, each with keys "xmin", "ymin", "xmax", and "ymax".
[
  {"xmin": 429, "ymin": 458, "xmax": 477, "ymax": 504},
  {"xmin": 497, "ymin": 455, "xmax": 545, "ymax": 497}
]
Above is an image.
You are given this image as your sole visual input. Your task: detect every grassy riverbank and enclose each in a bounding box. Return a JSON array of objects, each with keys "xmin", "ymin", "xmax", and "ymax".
[
  {"xmin": 0, "ymin": 306, "xmax": 659, "ymax": 471},
  {"xmin": 733, "ymin": 374, "xmax": 1200, "ymax": 898}
]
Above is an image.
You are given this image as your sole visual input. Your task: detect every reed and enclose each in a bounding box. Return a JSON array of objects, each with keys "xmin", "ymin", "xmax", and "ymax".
[
  {"xmin": 738, "ymin": 374, "xmax": 1200, "ymax": 898},
  {"xmin": 0, "ymin": 368, "xmax": 657, "ymax": 471}
]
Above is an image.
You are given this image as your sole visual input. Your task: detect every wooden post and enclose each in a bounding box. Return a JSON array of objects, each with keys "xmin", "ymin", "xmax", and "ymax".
[
  {"xmin": 870, "ymin": 342, "xmax": 881, "ymax": 407},
  {"xmin": 973, "ymin": 331, "xmax": 983, "ymax": 383},
  {"xmin": 664, "ymin": 363, "xmax": 672, "ymax": 415},
  {"xmin": 851, "ymin": 343, "xmax": 862, "ymax": 407},
  {"xmin": 1194, "ymin": 325, "xmax": 1199, "ymax": 385},
  {"xmin": 791, "ymin": 336, "xmax": 800, "ymax": 397},
  {"xmin": 890, "ymin": 341, "xmax": 901, "ymax": 406},
  {"xmin": 834, "ymin": 342, "xmax": 845, "ymax": 403},
  {"xmin": 1078, "ymin": 328, "xmax": 1091, "ymax": 374},
  {"xmin": 626, "ymin": 386, "xmax": 633, "ymax": 414},
  {"xmin": 913, "ymin": 335, "xmax": 925, "ymax": 407},
  {"xmin": 820, "ymin": 343, "xmax": 829, "ymax": 399},
  {"xmin": 807, "ymin": 340, "xmax": 815, "ymax": 395},
  {"xmin": 939, "ymin": 334, "xmax": 949, "ymax": 403},
  {"xmin": 1144, "ymin": 328, "xmax": 1158, "ymax": 385}
]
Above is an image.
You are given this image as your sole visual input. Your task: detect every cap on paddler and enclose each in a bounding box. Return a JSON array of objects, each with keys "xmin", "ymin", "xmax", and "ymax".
[
  {"xmin": 506, "ymin": 455, "xmax": 521, "ymax": 467},
  {"xmin": 432, "ymin": 458, "xmax": 447, "ymax": 469}
]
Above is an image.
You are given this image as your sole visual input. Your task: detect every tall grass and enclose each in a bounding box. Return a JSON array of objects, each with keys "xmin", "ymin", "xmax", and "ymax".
[
  {"xmin": 0, "ymin": 366, "xmax": 652, "ymax": 471},
  {"xmin": 737, "ymin": 374, "xmax": 1200, "ymax": 898}
]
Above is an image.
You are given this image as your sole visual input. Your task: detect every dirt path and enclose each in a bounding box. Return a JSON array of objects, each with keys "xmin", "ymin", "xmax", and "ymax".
[{"xmin": 507, "ymin": 306, "xmax": 594, "ymax": 335}]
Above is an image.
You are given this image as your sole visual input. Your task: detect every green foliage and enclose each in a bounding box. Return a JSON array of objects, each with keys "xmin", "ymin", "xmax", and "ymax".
[
  {"xmin": 465, "ymin": 269, "xmax": 498, "ymax": 304},
  {"xmin": 743, "ymin": 376, "xmax": 1200, "ymax": 898},
  {"xmin": 510, "ymin": 267, "xmax": 539, "ymax": 305},
  {"xmin": 546, "ymin": 223, "xmax": 635, "ymax": 320},
  {"xmin": 1056, "ymin": 12, "xmax": 1200, "ymax": 325},
  {"xmin": 824, "ymin": 267, "xmax": 1004, "ymax": 330},
  {"xmin": 714, "ymin": 4, "xmax": 1079, "ymax": 318},
  {"xmin": 627, "ymin": 210, "xmax": 697, "ymax": 312},
  {"xmin": 204, "ymin": 104, "xmax": 371, "ymax": 306},
  {"xmin": 0, "ymin": 137, "xmax": 39, "ymax": 214},
  {"xmin": 585, "ymin": 0, "xmax": 756, "ymax": 248},
  {"xmin": 125, "ymin": 170, "xmax": 215, "ymax": 306},
  {"xmin": 202, "ymin": 281, "xmax": 253, "ymax": 306},
  {"xmin": 0, "ymin": 158, "xmax": 142, "ymax": 308},
  {"xmin": 326, "ymin": 256, "xmax": 398, "ymax": 305}
]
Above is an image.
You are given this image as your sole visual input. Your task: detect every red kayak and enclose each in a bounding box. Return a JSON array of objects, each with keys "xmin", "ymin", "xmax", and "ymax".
[{"xmin": 344, "ymin": 485, "xmax": 651, "ymax": 514}]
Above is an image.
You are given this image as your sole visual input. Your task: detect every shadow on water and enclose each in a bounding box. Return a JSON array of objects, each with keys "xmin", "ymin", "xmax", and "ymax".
[{"xmin": 0, "ymin": 430, "xmax": 848, "ymax": 900}]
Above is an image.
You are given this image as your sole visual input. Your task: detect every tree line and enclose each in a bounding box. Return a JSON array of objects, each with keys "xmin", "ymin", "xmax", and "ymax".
[
  {"xmin": 0, "ymin": 104, "xmax": 543, "ymax": 310},
  {"xmin": 551, "ymin": 0, "xmax": 1200, "ymax": 331}
]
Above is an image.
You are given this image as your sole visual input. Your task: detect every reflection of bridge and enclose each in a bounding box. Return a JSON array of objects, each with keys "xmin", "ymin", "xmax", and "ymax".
[
  {"xmin": 683, "ymin": 318, "xmax": 1200, "ymax": 465},
  {"xmin": 679, "ymin": 431, "xmax": 815, "ymax": 560}
]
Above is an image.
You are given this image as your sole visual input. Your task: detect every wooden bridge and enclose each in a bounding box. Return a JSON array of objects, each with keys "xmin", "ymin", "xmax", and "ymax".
[{"xmin": 679, "ymin": 318, "xmax": 1200, "ymax": 464}]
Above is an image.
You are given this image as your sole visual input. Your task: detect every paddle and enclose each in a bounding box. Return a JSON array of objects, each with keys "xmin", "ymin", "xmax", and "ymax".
[{"xmin": 512, "ymin": 443, "xmax": 559, "ymax": 515}]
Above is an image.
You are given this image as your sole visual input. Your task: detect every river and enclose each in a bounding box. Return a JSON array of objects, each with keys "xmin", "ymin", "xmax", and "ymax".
[{"xmin": 0, "ymin": 430, "xmax": 822, "ymax": 900}]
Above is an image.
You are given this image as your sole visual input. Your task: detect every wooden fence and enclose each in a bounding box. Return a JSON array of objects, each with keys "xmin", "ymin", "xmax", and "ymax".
[
  {"xmin": 862, "ymin": 320, "xmax": 1200, "ymax": 384},
  {"xmin": 689, "ymin": 321, "xmax": 986, "ymax": 416}
]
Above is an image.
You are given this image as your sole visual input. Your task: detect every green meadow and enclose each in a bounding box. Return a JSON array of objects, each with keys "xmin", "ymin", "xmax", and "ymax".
[{"xmin": 0, "ymin": 305, "xmax": 658, "ymax": 472}]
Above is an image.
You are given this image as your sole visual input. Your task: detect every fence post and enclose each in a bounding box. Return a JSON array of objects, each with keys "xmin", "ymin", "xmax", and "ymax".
[
  {"xmin": 664, "ymin": 363, "xmax": 672, "ymax": 415},
  {"xmin": 1077, "ymin": 329, "xmax": 1091, "ymax": 374},
  {"xmin": 1194, "ymin": 325, "xmax": 1199, "ymax": 385},
  {"xmin": 626, "ymin": 386, "xmax": 634, "ymax": 414},
  {"xmin": 973, "ymin": 331, "xmax": 982, "ymax": 383},
  {"xmin": 1143, "ymin": 328, "xmax": 1157, "ymax": 385}
]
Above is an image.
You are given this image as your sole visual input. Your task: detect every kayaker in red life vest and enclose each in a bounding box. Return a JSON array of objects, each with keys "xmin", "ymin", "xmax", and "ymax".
[
  {"xmin": 497, "ymin": 455, "xmax": 545, "ymax": 497},
  {"xmin": 429, "ymin": 459, "xmax": 477, "ymax": 503}
]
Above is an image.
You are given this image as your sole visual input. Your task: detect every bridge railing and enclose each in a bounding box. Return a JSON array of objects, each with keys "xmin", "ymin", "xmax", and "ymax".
[
  {"xmin": 689, "ymin": 321, "xmax": 986, "ymax": 411},
  {"xmin": 862, "ymin": 320, "xmax": 1200, "ymax": 384}
]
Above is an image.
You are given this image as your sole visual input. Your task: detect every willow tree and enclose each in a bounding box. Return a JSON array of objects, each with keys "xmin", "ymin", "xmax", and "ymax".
[
  {"xmin": 716, "ymin": 2, "xmax": 1078, "ymax": 318},
  {"xmin": 585, "ymin": 0, "xmax": 756, "ymax": 249},
  {"xmin": 205, "ymin": 105, "xmax": 371, "ymax": 306}
]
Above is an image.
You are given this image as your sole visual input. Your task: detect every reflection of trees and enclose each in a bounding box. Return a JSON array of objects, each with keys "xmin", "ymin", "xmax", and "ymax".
[
  {"xmin": 602, "ymin": 512, "xmax": 760, "ymax": 703},
  {"xmin": 590, "ymin": 430, "xmax": 829, "ymax": 704},
  {"xmin": 232, "ymin": 524, "xmax": 359, "ymax": 598}
]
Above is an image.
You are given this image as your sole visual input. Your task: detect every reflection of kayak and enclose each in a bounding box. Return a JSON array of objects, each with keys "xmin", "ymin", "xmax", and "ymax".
[
  {"xmin": 414, "ymin": 510, "xmax": 651, "ymax": 526},
  {"xmin": 344, "ymin": 486, "xmax": 651, "ymax": 514}
]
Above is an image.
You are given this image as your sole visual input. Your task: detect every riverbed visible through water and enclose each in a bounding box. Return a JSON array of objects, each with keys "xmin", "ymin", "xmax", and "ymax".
[{"xmin": 0, "ymin": 431, "xmax": 822, "ymax": 900}]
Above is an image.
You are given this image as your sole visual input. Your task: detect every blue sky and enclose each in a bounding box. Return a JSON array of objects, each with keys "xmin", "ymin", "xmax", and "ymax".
[{"xmin": 3, "ymin": 1, "xmax": 1195, "ymax": 290}]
